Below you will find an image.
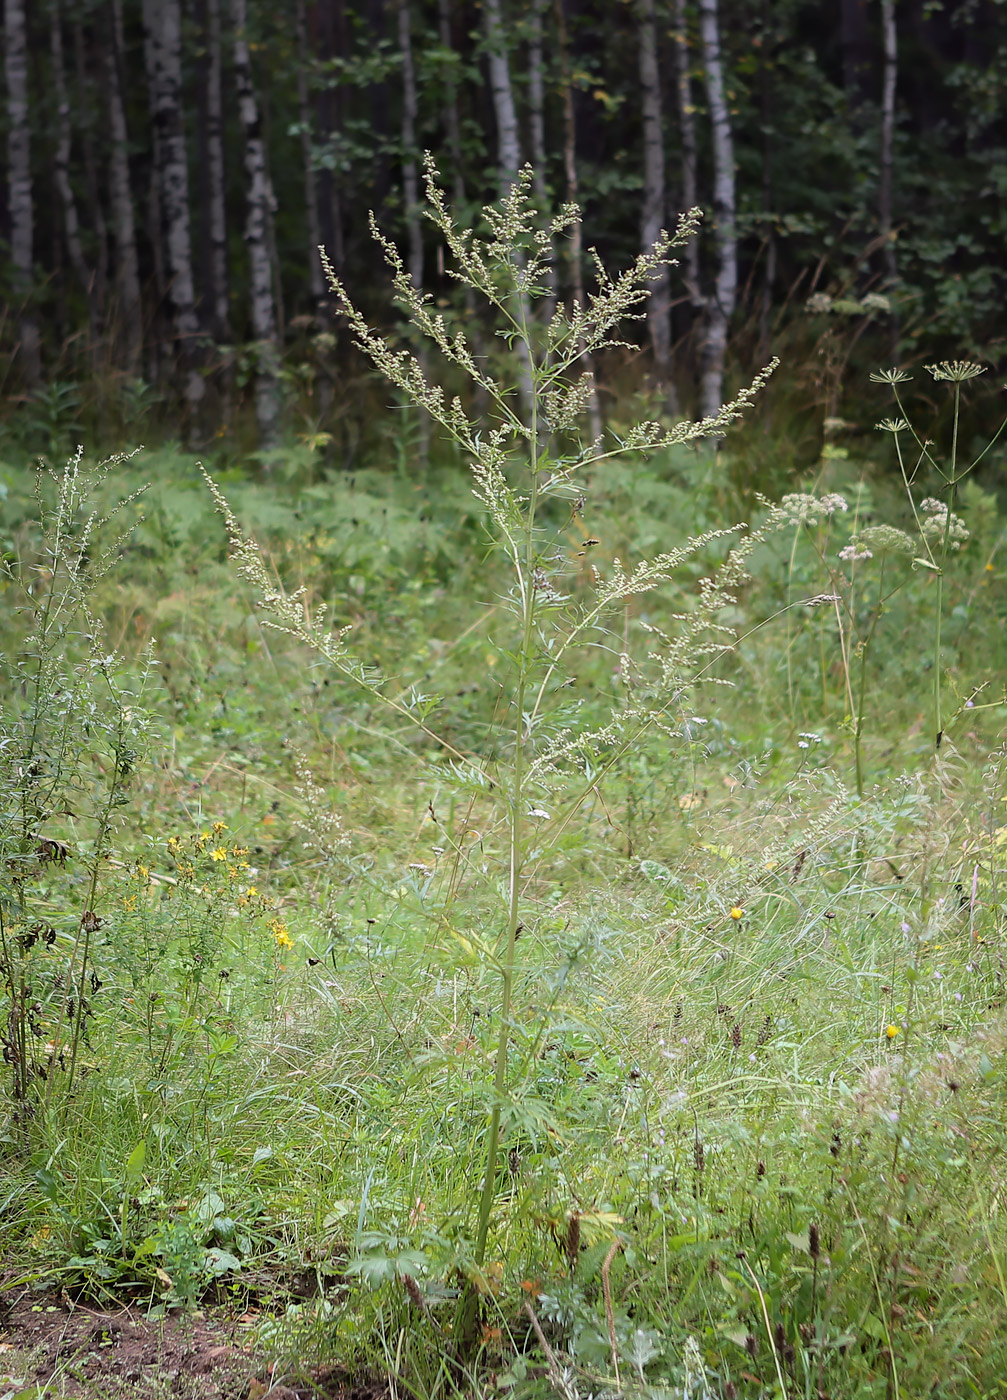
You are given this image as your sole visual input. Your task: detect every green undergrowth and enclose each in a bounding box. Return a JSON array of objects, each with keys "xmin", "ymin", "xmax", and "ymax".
[{"xmin": 3, "ymin": 314, "xmax": 1007, "ymax": 1400}]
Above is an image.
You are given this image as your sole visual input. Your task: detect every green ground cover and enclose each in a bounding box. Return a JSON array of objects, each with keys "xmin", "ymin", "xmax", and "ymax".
[{"xmin": 2, "ymin": 185, "xmax": 1007, "ymax": 1400}]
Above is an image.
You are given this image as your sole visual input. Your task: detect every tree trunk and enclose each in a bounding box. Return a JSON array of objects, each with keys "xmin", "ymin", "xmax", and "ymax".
[
  {"xmin": 195, "ymin": 0, "xmax": 230, "ymax": 339},
  {"xmin": 698, "ymin": 0, "xmax": 737, "ymax": 418},
  {"xmin": 637, "ymin": 0, "xmax": 674, "ymax": 406},
  {"xmin": 104, "ymin": 0, "xmax": 143, "ymax": 373},
  {"xmin": 483, "ymin": 0, "xmax": 521, "ymax": 192},
  {"xmin": 672, "ymin": 0, "xmax": 701, "ymax": 307},
  {"xmin": 49, "ymin": 0, "xmax": 98, "ymax": 344},
  {"xmin": 294, "ymin": 0, "xmax": 325, "ymax": 307},
  {"xmin": 143, "ymin": 0, "xmax": 205, "ymax": 411},
  {"xmin": 397, "ymin": 0, "xmax": 423, "ymax": 290},
  {"xmin": 4, "ymin": 0, "xmax": 41, "ymax": 385},
  {"xmin": 231, "ymin": 0, "xmax": 282, "ymax": 444},
  {"xmin": 554, "ymin": 0, "xmax": 602, "ymax": 442}
]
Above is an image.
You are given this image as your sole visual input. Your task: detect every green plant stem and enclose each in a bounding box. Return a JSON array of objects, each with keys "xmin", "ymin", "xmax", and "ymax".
[{"xmin": 473, "ymin": 290, "xmax": 541, "ymax": 1271}]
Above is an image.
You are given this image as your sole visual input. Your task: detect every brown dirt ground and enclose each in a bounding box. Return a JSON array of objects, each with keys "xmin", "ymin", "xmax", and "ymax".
[{"xmin": 0, "ymin": 1286, "xmax": 388, "ymax": 1400}]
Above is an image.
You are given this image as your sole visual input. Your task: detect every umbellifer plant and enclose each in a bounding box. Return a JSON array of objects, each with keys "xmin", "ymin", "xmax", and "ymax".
[{"xmin": 205, "ymin": 158, "xmax": 776, "ymax": 1342}]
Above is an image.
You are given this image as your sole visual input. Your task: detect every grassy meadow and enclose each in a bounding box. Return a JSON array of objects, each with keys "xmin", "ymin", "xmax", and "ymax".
[{"xmin": 2, "ymin": 198, "xmax": 1007, "ymax": 1400}]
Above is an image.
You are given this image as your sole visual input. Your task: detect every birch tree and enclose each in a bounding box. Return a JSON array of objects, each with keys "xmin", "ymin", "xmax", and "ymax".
[
  {"xmin": 4, "ymin": 0, "xmax": 40, "ymax": 385},
  {"xmin": 143, "ymin": 0, "xmax": 205, "ymax": 410},
  {"xmin": 698, "ymin": 0, "xmax": 737, "ymax": 418},
  {"xmin": 195, "ymin": 0, "xmax": 230, "ymax": 340},
  {"xmin": 638, "ymin": 0, "xmax": 673, "ymax": 404},
  {"xmin": 231, "ymin": 0, "xmax": 282, "ymax": 442},
  {"xmin": 104, "ymin": 0, "xmax": 142, "ymax": 371},
  {"xmin": 483, "ymin": 0, "xmax": 521, "ymax": 192}
]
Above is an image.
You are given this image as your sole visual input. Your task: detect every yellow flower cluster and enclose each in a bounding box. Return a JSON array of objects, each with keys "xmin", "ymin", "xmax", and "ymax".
[{"xmin": 268, "ymin": 917, "xmax": 294, "ymax": 950}]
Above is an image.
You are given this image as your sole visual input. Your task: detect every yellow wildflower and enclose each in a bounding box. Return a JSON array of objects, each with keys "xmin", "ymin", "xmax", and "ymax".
[
  {"xmin": 269, "ymin": 918, "xmax": 294, "ymax": 950},
  {"xmin": 122, "ymin": 894, "xmax": 137, "ymax": 912},
  {"xmin": 730, "ymin": 907, "xmax": 744, "ymax": 920},
  {"xmin": 210, "ymin": 847, "xmax": 227, "ymax": 862},
  {"xmin": 886, "ymin": 1024, "xmax": 900, "ymax": 1040},
  {"xmin": 212, "ymin": 821, "xmax": 228, "ymax": 834},
  {"xmin": 136, "ymin": 864, "xmax": 149, "ymax": 882}
]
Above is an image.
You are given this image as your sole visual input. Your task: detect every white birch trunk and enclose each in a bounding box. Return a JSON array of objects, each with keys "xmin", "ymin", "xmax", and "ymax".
[
  {"xmin": 397, "ymin": 0, "xmax": 423, "ymax": 290},
  {"xmin": 143, "ymin": 0, "xmax": 205, "ymax": 408},
  {"xmin": 673, "ymin": 0, "xmax": 701, "ymax": 307},
  {"xmin": 483, "ymin": 0, "xmax": 521, "ymax": 192},
  {"xmin": 698, "ymin": 0, "xmax": 737, "ymax": 418},
  {"xmin": 105, "ymin": 0, "xmax": 142, "ymax": 371},
  {"xmin": 4, "ymin": 0, "xmax": 40, "ymax": 384},
  {"xmin": 231, "ymin": 0, "xmax": 282, "ymax": 443},
  {"xmin": 294, "ymin": 0, "xmax": 325, "ymax": 306},
  {"xmin": 638, "ymin": 0, "xmax": 673, "ymax": 400},
  {"xmin": 50, "ymin": 0, "xmax": 97, "ymax": 340}
]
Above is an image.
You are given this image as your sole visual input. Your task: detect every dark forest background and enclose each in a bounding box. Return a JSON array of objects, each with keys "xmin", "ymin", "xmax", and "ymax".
[{"xmin": 1, "ymin": 0, "xmax": 1005, "ymax": 461}]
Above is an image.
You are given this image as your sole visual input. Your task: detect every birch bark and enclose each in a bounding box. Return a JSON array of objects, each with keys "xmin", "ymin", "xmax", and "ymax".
[
  {"xmin": 4, "ymin": 0, "xmax": 41, "ymax": 384},
  {"xmin": 698, "ymin": 0, "xmax": 737, "ymax": 418},
  {"xmin": 483, "ymin": 0, "xmax": 521, "ymax": 192},
  {"xmin": 143, "ymin": 0, "xmax": 205, "ymax": 408},
  {"xmin": 231, "ymin": 0, "xmax": 282, "ymax": 443},
  {"xmin": 196, "ymin": 0, "xmax": 230, "ymax": 339},
  {"xmin": 637, "ymin": 0, "xmax": 673, "ymax": 401},
  {"xmin": 105, "ymin": 0, "xmax": 142, "ymax": 371}
]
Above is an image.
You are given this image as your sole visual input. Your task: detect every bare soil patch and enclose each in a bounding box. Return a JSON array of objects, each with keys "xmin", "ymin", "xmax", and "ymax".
[{"xmin": 0, "ymin": 1286, "xmax": 387, "ymax": 1400}]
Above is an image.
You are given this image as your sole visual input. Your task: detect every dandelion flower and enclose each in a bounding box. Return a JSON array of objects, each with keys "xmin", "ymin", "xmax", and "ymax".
[
  {"xmin": 886, "ymin": 1023, "xmax": 900, "ymax": 1040},
  {"xmin": 730, "ymin": 907, "xmax": 744, "ymax": 921}
]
